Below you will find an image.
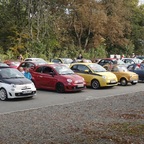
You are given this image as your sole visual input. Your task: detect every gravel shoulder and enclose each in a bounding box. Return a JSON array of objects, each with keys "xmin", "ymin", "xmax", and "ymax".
[{"xmin": 0, "ymin": 91, "xmax": 144, "ymax": 144}]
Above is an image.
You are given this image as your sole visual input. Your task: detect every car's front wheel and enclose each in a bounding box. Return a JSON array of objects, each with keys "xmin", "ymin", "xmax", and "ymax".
[
  {"xmin": 120, "ymin": 78, "xmax": 127, "ymax": 86},
  {"xmin": 91, "ymin": 79, "xmax": 100, "ymax": 89},
  {"xmin": 0, "ymin": 88, "xmax": 8, "ymax": 101},
  {"xmin": 56, "ymin": 82, "xmax": 65, "ymax": 93}
]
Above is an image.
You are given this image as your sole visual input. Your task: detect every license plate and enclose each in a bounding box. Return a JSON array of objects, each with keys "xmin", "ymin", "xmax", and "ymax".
[
  {"xmin": 77, "ymin": 84, "xmax": 84, "ymax": 87},
  {"xmin": 133, "ymin": 80, "xmax": 137, "ymax": 83},
  {"xmin": 110, "ymin": 80, "xmax": 116, "ymax": 83},
  {"xmin": 22, "ymin": 90, "xmax": 32, "ymax": 94}
]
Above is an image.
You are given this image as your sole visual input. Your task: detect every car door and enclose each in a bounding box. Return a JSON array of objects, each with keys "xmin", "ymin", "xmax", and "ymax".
[
  {"xmin": 32, "ymin": 66, "xmax": 44, "ymax": 88},
  {"xmin": 41, "ymin": 66, "xmax": 57, "ymax": 89},
  {"xmin": 133, "ymin": 65, "xmax": 144, "ymax": 80},
  {"xmin": 71, "ymin": 64, "xmax": 92, "ymax": 85}
]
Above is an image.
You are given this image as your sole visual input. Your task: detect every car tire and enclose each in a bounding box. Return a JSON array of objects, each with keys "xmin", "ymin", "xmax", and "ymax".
[
  {"xmin": 91, "ymin": 79, "xmax": 100, "ymax": 89},
  {"xmin": 56, "ymin": 82, "xmax": 65, "ymax": 93},
  {"xmin": 0, "ymin": 88, "xmax": 8, "ymax": 101},
  {"xmin": 120, "ymin": 78, "xmax": 127, "ymax": 86}
]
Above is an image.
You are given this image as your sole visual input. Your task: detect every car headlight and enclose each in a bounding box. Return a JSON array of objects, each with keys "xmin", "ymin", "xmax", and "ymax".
[
  {"xmin": 102, "ymin": 75, "xmax": 106, "ymax": 79},
  {"xmin": 11, "ymin": 84, "xmax": 16, "ymax": 91},
  {"xmin": 67, "ymin": 79, "xmax": 72, "ymax": 83}
]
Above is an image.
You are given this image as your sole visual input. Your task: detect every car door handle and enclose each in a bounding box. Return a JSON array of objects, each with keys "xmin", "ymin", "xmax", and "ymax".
[{"xmin": 39, "ymin": 76, "xmax": 43, "ymax": 78}]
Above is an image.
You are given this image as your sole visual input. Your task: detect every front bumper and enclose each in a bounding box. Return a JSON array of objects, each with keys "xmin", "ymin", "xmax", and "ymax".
[{"xmin": 65, "ymin": 83, "xmax": 86, "ymax": 92}]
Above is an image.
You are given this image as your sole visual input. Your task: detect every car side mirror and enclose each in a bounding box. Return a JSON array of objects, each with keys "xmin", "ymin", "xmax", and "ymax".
[
  {"xmin": 49, "ymin": 72, "xmax": 55, "ymax": 76},
  {"xmin": 84, "ymin": 69, "xmax": 90, "ymax": 73}
]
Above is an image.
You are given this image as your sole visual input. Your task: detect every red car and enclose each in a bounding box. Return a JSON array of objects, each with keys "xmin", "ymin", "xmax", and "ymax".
[
  {"xmin": 4, "ymin": 60, "xmax": 20, "ymax": 68},
  {"xmin": 31, "ymin": 64, "xmax": 86, "ymax": 92},
  {"xmin": 17, "ymin": 61, "xmax": 47, "ymax": 72}
]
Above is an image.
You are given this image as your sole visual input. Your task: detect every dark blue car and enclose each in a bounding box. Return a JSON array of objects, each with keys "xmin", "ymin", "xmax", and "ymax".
[{"xmin": 127, "ymin": 63, "xmax": 144, "ymax": 81}]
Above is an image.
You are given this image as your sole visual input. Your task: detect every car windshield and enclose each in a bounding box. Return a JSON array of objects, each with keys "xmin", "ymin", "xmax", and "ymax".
[
  {"xmin": 118, "ymin": 66, "xmax": 128, "ymax": 72},
  {"xmin": 0, "ymin": 68, "xmax": 25, "ymax": 79},
  {"xmin": 88, "ymin": 63, "xmax": 107, "ymax": 72},
  {"xmin": 54, "ymin": 65, "xmax": 74, "ymax": 75},
  {"xmin": 117, "ymin": 60, "xmax": 125, "ymax": 65}
]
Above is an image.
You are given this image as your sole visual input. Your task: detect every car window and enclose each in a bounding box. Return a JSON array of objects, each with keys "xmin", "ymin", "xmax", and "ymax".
[
  {"xmin": 54, "ymin": 65, "xmax": 74, "ymax": 75},
  {"xmin": 99, "ymin": 59, "xmax": 108, "ymax": 65},
  {"xmin": 52, "ymin": 59, "xmax": 62, "ymax": 63},
  {"xmin": 116, "ymin": 60, "xmax": 125, "ymax": 65},
  {"xmin": 25, "ymin": 59, "xmax": 32, "ymax": 61},
  {"xmin": 126, "ymin": 59, "xmax": 134, "ymax": 64},
  {"xmin": 77, "ymin": 65, "xmax": 90, "ymax": 72},
  {"xmin": 61, "ymin": 58, "xmax": 73, "ymax": 64},
  {"xmin": 140, "ymin": 64, "xmax": 144, "ymax": 70},
  {"xmin": 35, "ymin": 66, "xmax": 44, "ymax": 73},
  {"xmin": 127, "ymin": 65, "xmax": 134, "ymax": 71},
  {"xmin": 21, "ymin": 62, "xmax": 35, "ymax": 68},
  {"xmin": 71, "ymin": 65, "xmax": 78, "ymax": 71},
  {"xmin": 43, "ymin": 67, "xmax": 53, "ymax": 74}
]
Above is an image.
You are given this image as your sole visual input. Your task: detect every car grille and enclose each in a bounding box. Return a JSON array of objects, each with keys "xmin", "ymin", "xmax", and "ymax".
[{"xmin": 15, "ymin": 91, "xmax": 36, "ymax": 96}]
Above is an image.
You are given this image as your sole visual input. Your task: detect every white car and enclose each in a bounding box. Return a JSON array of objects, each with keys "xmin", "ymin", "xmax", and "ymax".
[
  {"xmin": 121, "ymin": 58, "xmax": 142, "ymax": 65},
  {"xmin": 24, "ymin": 58, "xmax": 47, "ymax": 63},
  {"xmin": 0, "ymin": 67, "xmax": 36, "ymax": 101}
]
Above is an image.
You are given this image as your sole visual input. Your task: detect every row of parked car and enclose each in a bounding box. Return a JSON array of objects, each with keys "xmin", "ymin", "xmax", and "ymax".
[{"xmin": 0, "ymin": 57, "xmax": 143, "ymax": 101}]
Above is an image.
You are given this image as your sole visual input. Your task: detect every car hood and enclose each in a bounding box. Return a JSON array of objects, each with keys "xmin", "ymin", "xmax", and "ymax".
[
  {"xmin": 1, "ymin": 78, "xmax": 32, "ymax": 85},
  {"xmin": 94, "ymin": 71, "xmax": 117, "ymax": 79},
  {"xmin": 61, "ymin": 74, "xmax": 84, "ymax": 81},
  {"xmin": 127, "ymin": 71, "xmax": 138, "ymax": 76}
]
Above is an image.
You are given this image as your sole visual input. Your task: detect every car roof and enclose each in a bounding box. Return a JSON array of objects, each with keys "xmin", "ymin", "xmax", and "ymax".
[
  {"xmin": 101, "ymin": 58, "xmax": 116, "ymax": 60},
  {"xmin": 34, "ymin": 63, "xmax": 67, "ymax": 67},
  {"xmin": 21, "ymin": 61, "xmax": 47, "ymax": 64},
  {"xmin": 71, "ymin": 62, "xmax": 94, "ymax": 65}
]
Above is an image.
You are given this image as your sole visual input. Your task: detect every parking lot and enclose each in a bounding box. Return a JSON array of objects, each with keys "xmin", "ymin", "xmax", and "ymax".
[{"xmin": 0, "ymin": 82, "xmax": 144, "ymax": 114}]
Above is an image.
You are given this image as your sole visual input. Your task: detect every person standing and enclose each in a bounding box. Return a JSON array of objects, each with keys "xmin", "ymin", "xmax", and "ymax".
[
  {"xmin": 77, "ymin": 53, "xmax": 83, "ymax": 59},
  {"xmin": 24, "ymin": 67, "xmax": 32, "ymax": 80},
  {"xmin": 18, "ymin": 67, "xmax": 25, "ymax": 74},
  {"xmin": 121, "ymin": 54, "xmax": 125, "ymax": 59},
  {"xmin": 18, "ymin": 54, "xmax": 24, "ymax": 62},
  {"xmin": 132, "ymin": 53, "xmax": 136, "ymax": 58}
]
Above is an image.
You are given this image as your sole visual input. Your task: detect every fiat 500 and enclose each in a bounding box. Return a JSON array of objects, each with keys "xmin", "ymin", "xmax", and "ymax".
[{"xmin": 0, "ymin": 67, "xmax": 36, "ymax": 101}]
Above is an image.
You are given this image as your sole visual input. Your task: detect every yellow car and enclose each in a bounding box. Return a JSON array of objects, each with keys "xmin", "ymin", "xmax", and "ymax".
[
  {"xmin": 70, "ymin": 63, "xmax": 118, "ymax": 89},
  {"xmin": 110, "ymin": 65, "xmax": 138, "ymax": 86}
]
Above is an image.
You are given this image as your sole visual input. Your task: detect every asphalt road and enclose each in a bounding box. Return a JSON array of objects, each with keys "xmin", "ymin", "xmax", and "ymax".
[{"xmin": 0, "ymin": 83, "xmax": 144, "ymax": 114}]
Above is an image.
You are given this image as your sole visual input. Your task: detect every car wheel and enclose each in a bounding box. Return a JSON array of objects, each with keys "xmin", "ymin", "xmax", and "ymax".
[
  {"xmin": 131, "ymin": 82, "xmax": 137, "ymax": 85},
  {"xmin": 120, "ymin": 78, "xmax": 127, "ymax": 86},
  {"xmin": 0, "ymin": 88, "xmax": 8, "ymax": 101},
  {"xmin": 56, "ymin": 82, "xmax": 65, "ymax": 93},
  {"xmin": 91, "ymin": 79, "xmax": 100, "ymax": 89}
]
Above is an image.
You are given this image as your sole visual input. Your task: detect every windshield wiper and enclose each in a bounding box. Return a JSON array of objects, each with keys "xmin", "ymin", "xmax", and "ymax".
[
  {"xmin": 11, "ymin": 76, "xmax": 24, "ymax": 78},
  {"xmin": 2, "ymin": 77, "xmax": 11, "ymax": 79}
]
